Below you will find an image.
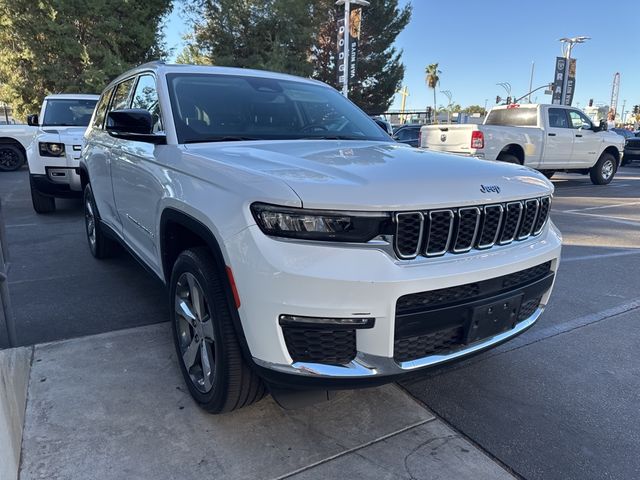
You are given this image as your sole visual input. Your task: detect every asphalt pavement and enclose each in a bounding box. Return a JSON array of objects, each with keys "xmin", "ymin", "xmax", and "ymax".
[{"xmin": 2, "ymin": 164, "xmax": 640, "ymax": 479}]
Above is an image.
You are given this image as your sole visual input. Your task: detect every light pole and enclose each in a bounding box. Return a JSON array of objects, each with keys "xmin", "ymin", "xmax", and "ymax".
[
  {"xmin": 559, "ymin": 36, "xmax": 590, "ymax": 105},
  {"xmin": 441, "ymin": 90, "xmax": 452, "ymax": 123},
  {"xmin": 336, "ymin": 0, "xmax": 369, "ymax": 98}
]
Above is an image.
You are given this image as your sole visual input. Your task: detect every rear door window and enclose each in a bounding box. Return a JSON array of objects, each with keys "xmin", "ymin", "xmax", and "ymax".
[{"xmin": 548, "ymin": 108, "xmax": 569, "ymax": 128}]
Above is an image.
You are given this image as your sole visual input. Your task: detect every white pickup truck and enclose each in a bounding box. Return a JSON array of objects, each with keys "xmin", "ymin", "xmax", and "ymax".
[
  {"xmin": 0, "ymin": 123, "xmax": 37, "ymax": 171},
  {"xmin": 421, "ymin": 104, "xmax": 625, "ymax": 185}
]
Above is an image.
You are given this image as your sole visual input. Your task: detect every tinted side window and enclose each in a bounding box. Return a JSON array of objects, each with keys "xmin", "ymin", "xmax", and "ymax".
[
  {"xmin": 92, "ymin": 88, "xmax": 114, "ymax": 129},
  {"xmin": 110, "ymin": 78, "xmax": 136, "ymax": 112},
  {"xmin": 131, "ymin": 75, "xmax": 163, "ymax": 132},
  {"xmin": 548, "ymin": 108, "xmax": 569, "ymax": 128},
  {"xmin": 568, "ymin": 110, "xmax": 593, "ymax": 130}
]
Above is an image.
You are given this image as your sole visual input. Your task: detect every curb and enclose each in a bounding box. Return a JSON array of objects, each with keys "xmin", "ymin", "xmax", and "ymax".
[{"xmin": 0, "ymin": 346, "xmax": 32, "ymax": 480}]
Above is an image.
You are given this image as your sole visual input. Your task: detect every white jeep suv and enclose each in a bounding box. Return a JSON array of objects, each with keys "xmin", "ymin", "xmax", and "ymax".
[
  {"xmin": 81, "ymin": 63, "xmax": 562, "ymax": 413},
  {"xmin": 27, "ymin": 94, "xmax": 99, "ymax": 213}
]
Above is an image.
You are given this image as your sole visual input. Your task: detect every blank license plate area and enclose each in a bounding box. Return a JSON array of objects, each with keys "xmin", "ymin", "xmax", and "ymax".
[{"xmin": 465, "ymin": 294, "xmax": 523, "ymax": 344}]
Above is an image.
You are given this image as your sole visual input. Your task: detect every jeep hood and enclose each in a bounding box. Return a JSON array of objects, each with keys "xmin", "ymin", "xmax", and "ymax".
[{"xmin": 185, "ymin": 140, "xmax": 553, "ymax": 210}]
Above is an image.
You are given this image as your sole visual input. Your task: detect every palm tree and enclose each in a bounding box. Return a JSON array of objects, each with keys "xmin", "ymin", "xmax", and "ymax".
[{"xmin": 425, "ymin": 63, "xmax": 441, "ymax": 123}]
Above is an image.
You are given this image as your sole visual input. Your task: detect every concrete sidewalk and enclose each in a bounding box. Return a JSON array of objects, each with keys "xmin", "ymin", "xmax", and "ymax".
[{"xmin": 16, "ymin": 324, "xmax": 514, "ymax": 479}]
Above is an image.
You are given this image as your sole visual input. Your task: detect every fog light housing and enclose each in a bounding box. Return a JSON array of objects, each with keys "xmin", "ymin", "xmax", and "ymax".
[{"xmin": 279, "ymin": 315, "xmax": 375, "ymax": 330}]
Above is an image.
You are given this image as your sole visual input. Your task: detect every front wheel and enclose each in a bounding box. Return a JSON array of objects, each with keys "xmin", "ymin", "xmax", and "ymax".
[
  {"xmin": 84, "ymin": 185, "xmax": 116, "ymax": 258},
  {"xmin": 29, "ymin": 176, "xmax": 56, "ymax": 213},
  {"xmin": 590, "ymin": 153, "xmax": 617, "ymax": 185},
  {"xmin": 170, "ymin": 247, "xmax": 265, "ymax": 413},
  {"xmin": 0, "ymin": 144, "xmax": 26, "ymax": 171}
]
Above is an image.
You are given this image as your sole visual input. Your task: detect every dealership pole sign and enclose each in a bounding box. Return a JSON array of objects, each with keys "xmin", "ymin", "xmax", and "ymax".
[
  {"xmin": 551, "ymin": 56, "xmax": 576, "ymax": 106},
  {"xmin": 337, "ymin": 8, "xmax": 362, "ymax": 88}
]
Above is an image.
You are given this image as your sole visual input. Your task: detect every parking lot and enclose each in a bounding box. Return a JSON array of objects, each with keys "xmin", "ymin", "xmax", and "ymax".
[{"xmin": 2, "ymin": 164, "xmax": 639, "ymax": 479}]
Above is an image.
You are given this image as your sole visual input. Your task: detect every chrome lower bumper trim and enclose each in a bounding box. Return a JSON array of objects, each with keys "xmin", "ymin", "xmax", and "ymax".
[{"xmin": 253, "ymin": 308, "xmax": 543, "ymax": 378}]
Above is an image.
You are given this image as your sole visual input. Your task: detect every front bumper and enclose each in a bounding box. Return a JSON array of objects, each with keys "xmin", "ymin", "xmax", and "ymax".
[
  {"xmin": 226, "ymin": 221, "xmax": 561, "ymax": 388},
  {"xmin": 30, "ymin": 168, "xmax": 82, "ymax": 198}
]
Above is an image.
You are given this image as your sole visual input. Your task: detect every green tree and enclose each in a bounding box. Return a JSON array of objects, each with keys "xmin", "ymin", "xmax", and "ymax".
[
  {"xmin": 181, "ymin": 0, "xmax": 318, "ymax": 76},
  {"xmin": 182, "ymin": 0, "xmax": 411, "ymax": 114},
  {"xmin": 425, "ymin": 63, "xmax": 441, "ymax": 122},
  {"xmin": 0, "ymin": 0, "xmax": 172, "ymax": 119},
  {"xmin": 312, "ymin": 0, "xmax": 412, "ymax": 114},
  {"xmin": 463, "ymin": 104, "xmax": 487, "ymax": 115}
]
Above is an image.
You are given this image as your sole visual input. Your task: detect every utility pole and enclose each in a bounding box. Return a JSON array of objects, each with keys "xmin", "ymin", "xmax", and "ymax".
[
  {"xmin": 396, "ymin": 86, "xmax": 409, "ymax": 124},
  {"xmin": 528, "ymin": 62, "xmax": 535, "ymax": 103},
  {"xmin": 620, "ymin": 99, "xmax": 626, "ymax": 124},
  {"xmin": 336, "ymin": 0, "xmax": 369, "ymax": 98}
]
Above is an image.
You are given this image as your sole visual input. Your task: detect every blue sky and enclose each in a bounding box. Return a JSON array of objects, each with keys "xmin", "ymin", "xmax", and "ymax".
[{"xmin": 165, "ymin": 0, "xmax": 640, "ymax": 114}]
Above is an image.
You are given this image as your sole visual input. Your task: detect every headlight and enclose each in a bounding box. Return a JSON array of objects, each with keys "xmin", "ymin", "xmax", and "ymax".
[
  {"xmin": 250, "ymin": 202, "xmax": 389, "ymax": 242},
  {"xmin": 39, "ymin": 142, "xmax": 65, "ymax": 157}
]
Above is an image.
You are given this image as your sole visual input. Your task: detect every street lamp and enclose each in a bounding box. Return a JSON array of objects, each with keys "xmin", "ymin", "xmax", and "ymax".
[
  {"xmin": 336, "ymin": 0, "xmax": 370, "ymax": 97},
  {"xmin": 440, "ymin": 90, "xmax": 452, "ymax": 123},
  {"xmin": 558, "ymin": 36, "xmax": 590, "ymax": 106}
]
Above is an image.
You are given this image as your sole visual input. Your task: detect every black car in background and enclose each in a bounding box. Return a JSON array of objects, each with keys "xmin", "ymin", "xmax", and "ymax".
[
  {"xmin": 392, "ymin": 124, "xmax": 422, "ymax": 147},
  {"xmin": 611, "ymin": 128, "xmax": 640, "ymax": 165}
]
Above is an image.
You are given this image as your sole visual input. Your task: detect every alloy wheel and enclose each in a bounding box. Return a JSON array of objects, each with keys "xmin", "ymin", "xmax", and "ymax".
[
  {"xmin": 602, "ymin": 159, "xmax": 614, "ymax": 180},
  {"xmin": 0, "ymin": 148, "xmax": 19, "ymax": 170},
  {"xmin": 84, "ymin": 197, "xmax": 96, "ymax": 249},
  {"xmin": 175, "ymin": 272, "xmax": 216, "ymax": 393}
]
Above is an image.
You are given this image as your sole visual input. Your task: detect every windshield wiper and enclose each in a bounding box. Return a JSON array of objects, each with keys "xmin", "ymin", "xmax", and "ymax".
[{"xmin": 184, "ymin": 136, "xmax": 261, "ymax": 144}]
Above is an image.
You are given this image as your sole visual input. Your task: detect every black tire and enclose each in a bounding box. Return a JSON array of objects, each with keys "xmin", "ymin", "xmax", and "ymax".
[
  {"xmin": 83, "ymin": 184, "xmax": 117, "ymax": 258},
  {"xmin": 589, "ymin": 153, "xmax": 617, "ymax": 185},
  {"xmin": 29, "ymin": 175, "xmax": 56, "ymax": 213},
  {"xmin": 497, "ymin": 153, "xmax": 521, "ymax": 165},
  {"xmin": 540, "ymin": 170, "xmax": 556, "ymax": 179},
  {"xmin": 170, "ymin": 247, "xmax": 265, "ymax": 413},
  {"xmin": 0, "ymin": 144, "xmax": 26, "ymax": 171}
]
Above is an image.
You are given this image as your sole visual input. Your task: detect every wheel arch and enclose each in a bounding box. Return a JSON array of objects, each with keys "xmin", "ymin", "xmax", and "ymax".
[
  {"xmin": 602, "ymin": 145, "xmax": 620, "ymax": 165},
  {"xmin": 0, "ymin": 137, "xmax": 27, "ymax": 157},
  {"xmin": 498, "ymin": 144, "xmax": 525, "ymax": 164},
  {"xmin": 159, "ymin": 207, "xmax": 254, "ymax": 364}
]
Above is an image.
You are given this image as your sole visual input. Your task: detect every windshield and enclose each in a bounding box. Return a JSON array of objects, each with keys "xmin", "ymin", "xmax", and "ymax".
[
  {"xmin": 166, "ymin": 73, "xmax": 389, "ymax": 143},
  {"xmin": 42, "ymin": 99, "xmax": 98, "ymax": 127}
]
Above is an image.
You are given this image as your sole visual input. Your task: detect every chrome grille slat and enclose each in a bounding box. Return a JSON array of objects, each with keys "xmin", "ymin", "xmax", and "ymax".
[
  {"xmin": 424, "ymin": 210, "xmax": 454, "ymax": 257},
  {"xmin": 477, "ymin": 204, "xmax": 504, "ymax": 249},
  {"xmin": 517, "ymin": 199, "xmax": 539, "ymax": 240},
  {"xmin": 394, "ymin": 212, "xmax": 424, "ymax": 259},
  {"xmin": 499, "ymin": 201, "xmax": 523, "ymax": 245},
  {"xmin": 453, "ymin": 207, "xmax": 481, "ymax": 253},
  {"xmin": 392, "ymin": 196, "xmax": 551, "ymax": 260}
]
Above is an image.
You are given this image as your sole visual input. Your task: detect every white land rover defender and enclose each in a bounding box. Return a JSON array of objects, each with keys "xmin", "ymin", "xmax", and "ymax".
[
  {"xmin": 27, "ymin": 94, "xmax": 99, "ymax": 213},
  {"xmin": 81, "ymin": 63, "xmax": 562, "ymax": 413}
]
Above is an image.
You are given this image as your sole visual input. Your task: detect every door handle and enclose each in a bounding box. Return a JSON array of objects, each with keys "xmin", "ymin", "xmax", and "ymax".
[
  {"xmin": 575, "ymin": 134, "xmax": 582, "ymax": 137},
  {"xmin": 548, "ymin": 133, "xmax": 556, "ymax": 137}
]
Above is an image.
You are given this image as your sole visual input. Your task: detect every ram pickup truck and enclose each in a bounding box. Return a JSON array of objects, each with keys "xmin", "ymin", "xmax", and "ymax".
[
  {"xmin": 27, "ymin": 94, "xmax": 99, "ymax": 213},
  {"xmin": 421, "ymin": 104, "xmax": 625, "ymax": 185},
  {"xmin": 82, "ymin": 63, "xmax": 561, "ymax": 413},
  {"xmin": 0, "ymin": 123, "xmax": 37, "ymax": 171}
]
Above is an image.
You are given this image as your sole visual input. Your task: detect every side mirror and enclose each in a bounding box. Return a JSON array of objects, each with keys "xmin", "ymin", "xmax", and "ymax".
[
  {"xmin": 106, "ymin": 109, "xmax": 165, "ymax": 144},
  {"xmin": 596, "ymin": 119, "xmax": 607, "ymax": 132},
  {"xmin": 27, "ymin": 114, "xmax": 38, "ymax": 126}
]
